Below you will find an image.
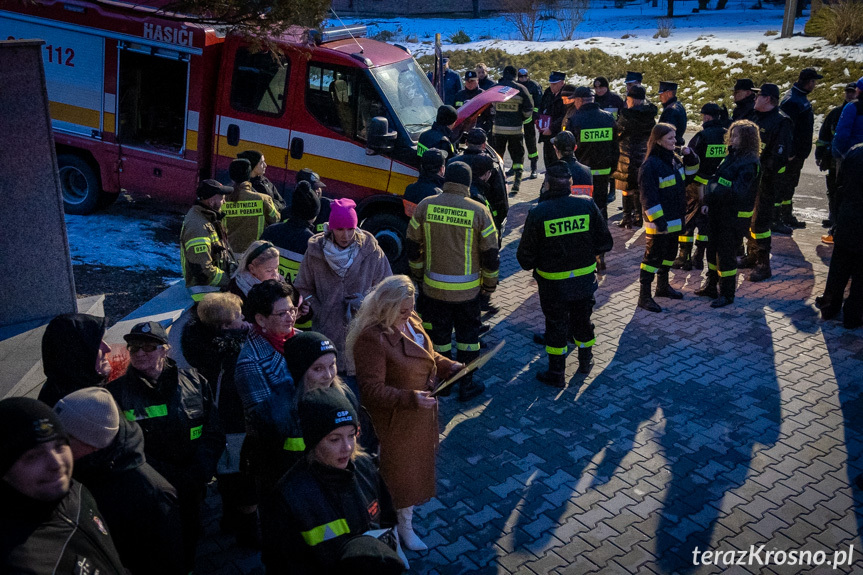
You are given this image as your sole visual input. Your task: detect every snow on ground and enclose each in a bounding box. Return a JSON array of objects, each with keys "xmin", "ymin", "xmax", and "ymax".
[
  {"xmin": 65, "ymin": 212, "xmax": 180, "ymax": 276},
  {"xmin": 330, "ymin": 1, "xmax": 863, "ymax": 61}
]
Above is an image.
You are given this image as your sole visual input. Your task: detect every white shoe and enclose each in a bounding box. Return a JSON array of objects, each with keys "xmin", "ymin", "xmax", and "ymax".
[{"xmin": 396, "ymin": 506, "xmax": 428, "ymax": 551}]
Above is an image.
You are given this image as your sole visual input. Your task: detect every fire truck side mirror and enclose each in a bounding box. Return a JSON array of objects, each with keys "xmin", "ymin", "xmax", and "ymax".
[{"xmin": 366, "ymin": 116, "xmax": 397, "ymax": 155}]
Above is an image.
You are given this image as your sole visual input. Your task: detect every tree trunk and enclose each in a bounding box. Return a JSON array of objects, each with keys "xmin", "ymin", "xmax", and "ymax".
[
  {"xmin": 716, "ymin": 0, "xmax": 728, "ymax": 9},
  {"xmin": 698, "ymin": 0, "xmax": 709, "ymax": 10},
  {"xmin": 473, "ymin": 0, "xmax": 480, "ymax": 18},
  {"xmin": 667, "ymin": 0, "xmax": 674, "ymax": 18},
  {"xmin": 782, "ymin": 0, "xmax": 798, "ymax": 37}
]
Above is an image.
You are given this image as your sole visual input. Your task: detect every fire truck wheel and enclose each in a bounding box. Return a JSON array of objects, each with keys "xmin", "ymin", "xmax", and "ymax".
[
  {"xmin": 362, "ymin": 212, "xmax": 408, "ymax": 275},
  {"xmin": 58, "ymin": 154, "xmax": 103, "ymax": 215}
]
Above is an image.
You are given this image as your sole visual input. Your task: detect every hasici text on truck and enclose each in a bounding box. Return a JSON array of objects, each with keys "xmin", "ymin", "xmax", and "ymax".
[{"xmin": 1, "ymin": 0, "xmax": 515, "ymax": 271}]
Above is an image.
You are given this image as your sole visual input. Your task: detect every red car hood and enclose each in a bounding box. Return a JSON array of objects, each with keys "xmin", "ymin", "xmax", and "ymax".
[{"xmin": 453, "ymin": 86, "xmax": 519, "ymax": 138}]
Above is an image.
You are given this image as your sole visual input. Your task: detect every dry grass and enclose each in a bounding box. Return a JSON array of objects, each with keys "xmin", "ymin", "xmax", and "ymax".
[{"xmin": 653, "ymin": 17, "xmax": 674, "ymax": 38}]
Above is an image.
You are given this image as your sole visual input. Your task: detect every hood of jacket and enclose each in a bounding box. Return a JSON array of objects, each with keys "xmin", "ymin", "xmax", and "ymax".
[
  {"xmin": 73, "ymin": 417, "xmax": 146, "ymax": 482},
  {"xmin": 42, "ymin": 313, "xmax": 107, "ymax": 394},
  {"xmin": 622, "ymin": 101, "xmax": 658, "ymax": 125},
  {"xmin": 442, "ymin": 181, "xmax": 470, "ymax": 197}
]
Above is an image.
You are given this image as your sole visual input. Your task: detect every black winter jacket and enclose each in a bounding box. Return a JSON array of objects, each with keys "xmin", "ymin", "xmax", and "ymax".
[
  {"xmin": 38, "ymin": 313, "xmax": 107, "ymax": 407},
  {"xmin": 639, "ymin": 146, "xmax": 700, "ymax": 235},
  {"xmin": 519, "ymin": 78, "xmax": 544, "ymax": 121},
  {"xmin": 557, "ymin": 154, "xmax": 594, "ymax": 196},
  {"xmin": 732, "ymin": 94, "xmax": 757, "ymax": 122},
  {"xmin": 74, "ymin": 417, "xmax": 185, "ymax": 575},
  {"xmin": 595, "ymin": 91, "xmax": 626, "ymax": 119},
  {"xmin": 417, "ymin": 121, "xmax": 455, "ymax": 158},
  {"xmin": 613, "ymin": 102, "xmax": 658, "ymax": 187},
  {"xmin": 404, "ymin": 172, "xmax": 444, "ymax": 205},
  {"xmin": 250, "ymin": 175, "xmax": 288, "ymax": 219},
  {"xmin": 815, "ymin": 103, "xmax": 845, "ymax": 168},
  {"xmin": 566, "ymin": 102, "xmax": 619, "ymax": 174},
  {"xmin": 492, "ymin": 75, "xmax": 534, "ymax": 136},
  {"xmin": 449, "ymin": 148, "xmax": 509, "ymax": 227},
  {"xmin": 454, "ymin": 86, "xmax": 483, "ymax": 109},
  {"xmin": 754, "ymin": 107, "xmax": 794, "ymax": 176},
  {"xmin": 538, "ymin": 87, "xmax": 566, "ymax": 143},
  {"xmin": 687, "ymin": 119, "xmax": 728, "ymax": 182},
  {"xmin": 181, "ymin": 311, "xmax": 248, "ymax": 435},
  {"xmin": 517, "ymin": 182, "xmax": 613, "ymax": 301},
  {"xmin": 1, "ymin": 480, "xmax": 125, "ymax": 574},
  {"xmin": 704, "ymin": 149, "xmax": 761, "ymax": 224},
  {"xmin": 780, "ymin": 82, "xmax": 815, "ymax": 160},
  {"xmin": 261, "ymin": 455, "xmax": 397, "ymax": 575},
  {"xmin": 108, "ymin": 360, "xmax": 224, "ymax": 493},
  {"xmin": 834, "ymin": 144, "xmax": 863, "ymax": 252},
  {"xmin": 659, "ymin": 97, "xmax": 688, "ymax": 145}
]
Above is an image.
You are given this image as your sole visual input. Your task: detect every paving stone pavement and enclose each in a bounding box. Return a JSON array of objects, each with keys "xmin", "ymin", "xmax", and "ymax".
[{"xmin": 195, "ymin": 173, "xmax": 863, "ymax": 575}]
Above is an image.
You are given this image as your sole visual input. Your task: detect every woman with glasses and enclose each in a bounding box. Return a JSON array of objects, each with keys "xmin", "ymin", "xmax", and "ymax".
[
  {"xmin": 234, "ymin": 279, "xmax": 303, "ymax": 499},
  {"xmin": 107, "ymin": 321, "xmax": 225, "ymax": 574}
]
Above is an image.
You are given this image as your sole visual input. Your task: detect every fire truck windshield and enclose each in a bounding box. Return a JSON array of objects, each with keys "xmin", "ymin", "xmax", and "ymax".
[{"xmin": 371, "ymin": 59, "xmax": 442, "ymax": 142}]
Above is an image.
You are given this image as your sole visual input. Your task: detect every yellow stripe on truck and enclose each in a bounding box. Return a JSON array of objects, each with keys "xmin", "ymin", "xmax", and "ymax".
[
  {"xmin": 216, "ymin": 136, "xmax": 288, "ymax": 168},
  {"xmin": 50, "ymin": 101, "xmax": 100, "ymax": 129},
  {"xmin": 186, "ymin": 130, "xmax": 198, "ymax": 152},
  {"xmin": 288, "ymin": 154, "xmax": 391, "ymax": 192},
  {"xmin": 103, "ymin": 112, "xmax": 116, "ymax": 134},
  {"xmin": 387, "ymin": 170, "xmax": 415, "ymax": 196}
]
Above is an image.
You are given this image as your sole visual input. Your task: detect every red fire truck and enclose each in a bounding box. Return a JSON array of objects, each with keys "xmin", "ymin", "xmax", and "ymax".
[{"xmin": 1, "ymin": 0, "xmax": 516, "ymax": 269}]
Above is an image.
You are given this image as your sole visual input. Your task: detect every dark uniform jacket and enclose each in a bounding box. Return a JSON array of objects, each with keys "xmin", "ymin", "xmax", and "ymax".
[
  {"xmin": 538, "ymin": 88, "xmax": 566, "ymax": 143},
  {"xmin": 38, "ymin": 313, "xmax": 107, "ymax": 407},
  {"xmin": 478, "ymin": 76, "xmax": 496, "ymax": 91},
  {"xmin": 732, "ymin": 94, "xmax": 757, "ymax": 122},
  {"xmin": 182, "ymin": 311, "xmax": 248, "ymax": 435},
  {"xmin": 449, "ymin": 148, "xmax": 509, "ymax": 227},
  {"xmin": 261, "ymin": 455, "xmax": 397, "ymax": 575},
  {"xmin": 250, "ymin": 175, "xmax": 288, "ymax": 219},
  {"xmin": 517, "ymin": 183, "xmax": 613, "ymax": 301},
  {"xmin": 558, "ymin": 153, "xmax": 594, "ymax": 196},
  {"xmin": 1, "ymin": 480, "xmax": 125, "ymax": 574},
  {"xmin": 108, "ymin": 359, "xmax": 224, "ymax": 493},
  {"xmin": 659, "ymin": 97, "xmax": 688, "ymax": 145},
  {"xmin": 566, "ymin": 102, "xmax": 619, "ymax": 176},
  {"xmin": 417, "ymin": 121, "xmax": 455, "ymax": 158},
  {"xmin": 262, "ymin": 217, "xmax": 317, "ymax": 283},
  {"xmin": 74, "ymin": 417, "xmax": 185, "ymax": 575},
  {"xmin": 834, "ymin": 144, "xmax": 863, "ymax": 252},
  {"xmin": 595, "ymin": 91, "xmax": 626, "ymax": 119},
  {"xmin": 428, "ymin": 69, "xmax": 462, "ymax": 107},
  {"xmin": 780, "ymin": 82, "xmax": 815, "ymax": 160},
  {"xmin": 754, "ymin": 107, "xmax": 793, "ymax": 177},
  {"xmin": 519, "ymin": 78, "xmax": 544, "ymax": 122},
  {"xmin": 815, "ymin": 102, "xmax": 845, "ymax": 168},
  {"xmin": 687, "ymin": 119, "xmax": 728, "ymax": 184},
  {"xmin": 613, "ymin": 102, "xmax": 658, "ymax": 188},
  {"xmin": 492, "ymin": 75, "xmax": 534, "ymax": 136},
  {"xmin": 404, "ymin": 172, "xmax": 444, "ymax": 205},
  {"xmin": 639, "ymin": 146, "xmax": 700, "ymax": 236},
  {"xmin": 454, "ymin": 86, "xmax": 483, "ymax": 109},
  {"xmin": 704, "ymin": 149, "xmax": 761, "ymax": 221}
]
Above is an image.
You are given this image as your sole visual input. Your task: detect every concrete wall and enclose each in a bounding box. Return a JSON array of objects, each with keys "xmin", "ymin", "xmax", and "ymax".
[{"xmin": 0, "ymin": 40, "xmax": 77, "ymax": 327}]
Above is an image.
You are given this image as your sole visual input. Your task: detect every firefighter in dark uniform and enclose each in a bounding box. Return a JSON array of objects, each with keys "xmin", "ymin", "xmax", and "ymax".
[
  {"xmin": 455, "ymin": 70, "xmax": 483, "ymax": 109},
  {"xmin": 777, "ymin": 67, "xmax": 822, "ymax": 232},
  {"xmin": 566, "ymin": 86, "xmax": 619, "ymax": 220},
  {"xmin": 743, "ymin": 83, "xmax": 793, "ymax": 282},
  {"xmin": 296, "ymin": 169, "xmax": 331, "ymax": 234},
  {"xmin": 518, "ymin": 68, "xmax": 543, "ymax": 178},
  {"xmin": 637, "ymin": 123, "xmax": 700, "ymax": 313},
  {"xmin": 517, "ymin": 162, "xmax": 613, "ymax": 387},
  {"xmin": 538, "ymin": 71, "xmax": 568, "ymax": 174},
  {"xmin": 699, "ymin": 120, "xmax": 762, "ymax": 308},
  {"xmin": 492, "ymin": 66, "xmax": 534, "ymax": 193},
  {"xmin": 417, "ymin": 105, "xmax": 458, "ymax": 159},
  {"xmin": 450, "ymin": 128, "xmax": 509, "ymax": 234},
  {"xmin": 673, "ymin": 102, "xmax": 728, "ymax": 271},
  {"xmin": 732, "ymin": 78, "xmax": 758, "ymax": 122},
  {"xmin": 658, "ymin": 81, "xmax": 687, "ymax": 146},
  {"xmin": 552, "ymin": 131, "xmax": 593, "ymax": 194},
  {"xmin": 815, "ymin": 83, "xmax": 858, "ymax": 242},
  {"xmin": 404, "ymin": 149, "xmax": 446, "ymax": 206},
  {"xmin": 624, "ymin": 71, "xmax": 644, "ymax": 100},
  {"xmin": 593, "ymin": 76, "xmax": 625, "ymax": 120}
]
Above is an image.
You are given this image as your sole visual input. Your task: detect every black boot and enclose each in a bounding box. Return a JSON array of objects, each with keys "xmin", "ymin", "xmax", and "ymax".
[
  {"xmin": 533, "ymin": 332, "xmax": 546, "ymax": 345},
  {"xmin": 637, "ymin": 280, "xmax": 662, "ymax": 312},
  {"xmin": 631, "ymin": 208, "xmax": 643, "ymax": 228},
  {"xmin": 596, "ymin": 253, "xmax": 606, "ymax": 272},
  {"xmin": 536, "ymin": 354, "xmax": 566, "ymax": 388},
  {"xmin": 691, "ymin": 244, "xmax": 705, "ymax": 270},
  {"xmin": 617, "ymin": 195, "xmax": 633, "ymax": 228},
  {"xmin": 480, "ymin": 292, "xmax": 499, "ymax": 316},
  {"xmin": 458, "ymin": 374, "xmax": 485, "ymax": 402},
  {"xmin": 738, "ymin": 251, "xmax": 757, "ymax": 269},
  {"xmin": 655, "ymin": 271, "xmax": 683, "ymax": 299},
  {"xmin": 576, "ymin": 347, "xmax": 594, "ymax": 374},
  {"xmin": 510, "ymin": 171, "xmax": 523, "ymax": 194},
  {"xmin": 711, "ymin": 275, "xmax": 736, "ymax": 308},
  {"xmin": 748, "ymin": 250, "xmax": 772, "ymax": 282},
  {"xmin": 530, "ymin": 158, "xmax": 538, "ymax": 178},
  {"xmin": 695, "ymin": 270, "xmax": 719, "ymax": 299},
  {"xmin": 671, "ymin": 243, "xmax": 692, "ymax": 270},
  {"xmin": 771, "ymin": 206, "xmax": 792, "ymax": 234},
  {"xmin": 784, "ymin": 203, "xmax": 806, "ymax": 229}
]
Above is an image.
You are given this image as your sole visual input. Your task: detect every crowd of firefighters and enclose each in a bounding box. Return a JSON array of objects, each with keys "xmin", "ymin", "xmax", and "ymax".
[{"xmin": 3, "ymin": 61, "xmax": 863, "ymax": 575}]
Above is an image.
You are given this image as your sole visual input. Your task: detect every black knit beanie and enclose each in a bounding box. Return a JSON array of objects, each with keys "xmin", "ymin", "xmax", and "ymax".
[
  {"xmin": 0, "ymin": 397, "xmax": 68, "ymax": 476},
  {"xmin": 299, "ymin": 387, "xmax": 358, "ymax": 451},
  {"xmin": 229, "ymin": 158, "xmax": 252, "ymax": 184},
  {"xmin": 445, "ymin": 161, "xmax": 472, "ymax": 187},
  {"xmin": 544, "ymin": 161, "xmax": 572, "ymax": 193},
  {"xmin": 291, "ymin": 181, "xmax": 321, "ymax": 222},
  {"xmin": 237, "ymin": 150, "xmax": 263, "ymax": 171},
  {"xmin": 436, "ymin": 105, "xmax": 458, "ymax": 126},
  {"xmin": 283, "ymin": 331, "xmax": 337, "ymax": 383}
]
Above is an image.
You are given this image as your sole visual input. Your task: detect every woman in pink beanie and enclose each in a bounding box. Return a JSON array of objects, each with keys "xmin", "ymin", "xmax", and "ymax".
[{"xmin": 294, "ymin": 197, "xmax": 392, "ymax": 397}]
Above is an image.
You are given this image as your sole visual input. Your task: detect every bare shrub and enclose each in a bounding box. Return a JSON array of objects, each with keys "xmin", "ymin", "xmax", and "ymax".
[
  {"xmin": 653, "ymin": 17, "xmax": 674, "ymax": 38},
  {"xmin": 819, "ymin": 0, "xmax": 863, "ymax": 45},
  {"xmin": 547, "ymin": 0, "xmax": 590, "ymax": 41},
  {"xmin": 501, "ymin": 0, "xmax": 544, "ymax": 41}
]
